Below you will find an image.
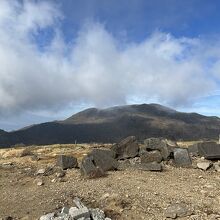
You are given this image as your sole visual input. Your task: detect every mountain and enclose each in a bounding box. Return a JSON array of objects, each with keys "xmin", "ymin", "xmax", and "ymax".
[
  {"xmin": 0, "ymin": 129, "xmax": 6, "ymax": 135},
  {"xmin": 0, "ymin": 103, "xmax": 220, "ymax": 147}
]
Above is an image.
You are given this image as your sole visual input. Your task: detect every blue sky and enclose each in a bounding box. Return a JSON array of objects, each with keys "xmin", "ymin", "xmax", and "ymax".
[{"xmin": 1, "ymin": 0, "xmax": 220, "ymax": 130}]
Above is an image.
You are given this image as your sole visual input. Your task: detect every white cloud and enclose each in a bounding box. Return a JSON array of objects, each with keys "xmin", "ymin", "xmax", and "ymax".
[{"xmin": 0, "ymin": 0, "xmax": 219, "ymax": 118}]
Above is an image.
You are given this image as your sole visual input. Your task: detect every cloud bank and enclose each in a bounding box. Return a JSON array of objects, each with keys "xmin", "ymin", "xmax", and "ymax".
[{"xmin": 0, "ymin": 0, "xmax": 220, "ymax": 117}]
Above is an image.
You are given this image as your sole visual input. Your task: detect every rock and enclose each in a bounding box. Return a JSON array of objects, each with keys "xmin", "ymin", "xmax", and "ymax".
[
  {"xmin": 197, "ymin": 141, "xmax": 220, "ymax": 159},
  {"xmin": 142, "ymin": 138, "xmax": 171, "ymax": 160},
  {"xmin": 188, "ymin": 144, "xmax": 199, "ymax": 156},
  {"xmin": 19, "ymin": 148, "xmax": 33, "ymax": 157},
  {"xmin": 173, "ymin": 148, "xmax": 192, "ymax": 167},
  {"xmin": 36, "ymin": 168, "xmax": 46, "ymax": 175},
  {"xmin": 56, "ymin": 171, "xmax": 66, "ymax": 178},
  {"xmin": 34, "ymin": 178, "xmax": 44, "ymax": 186},
  {"xmin": 31, "ymin": 154, "xmax": 40, "ymax": 161},
  {"xmin": 214, "ymin": 163, "xmax": 220, "ymax": 172},
  {"xmin": 80, "ymin": 156, "xmax": 105, "ymax": 178},
  {"xmin": 135, "ymin": 162, "xmax": 162, "ymax": 171},
  {"xmin": 165, "ymin": 203, "xmax": 192, "ymax": 219},
  {"xmin": 90, "ymin": 208, "xmax": 105, "ymax": 220},
  {"xmin": 36, "ymin": 167, "xmax": 54, "ymax": 176},
  {"xmin": 111, "ymin": 136, "xmax": 139, "ymax": 159},
  {"xmin": 40, "ymin": 213, "xmax": 55, "ymax": 220},
  {"xmin": 69, "ymin": 207, "xmax": 90, "ymax": 219},
  {"xmin": 88, "ymin": 149, "xmax": 118, "ymax": 171},
  {"xmin": 197, "ymin": 161, "xmax": 212, "ymax": 170},
  {"xmin": 140, "ymin": 150, "xmax": 162, "ymax": 163},
  {"xmin": 61, "ymin": 207, "xmax": 69, "ymax": 215},
  {"xmin": 57, "ymin": 155, "xmax": 78, "ymax": 170},
  {"xmin": 73, "ymin": 197, "xmax": 86, "ymax": 209}
]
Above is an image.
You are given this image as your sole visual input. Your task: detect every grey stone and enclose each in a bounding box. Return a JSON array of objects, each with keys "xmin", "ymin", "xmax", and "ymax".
[
  {"xmin": 88, "ymin": 149, "xmax": 118, "ymax": 172},
  {"xmin": 214, "ymin": 163, "xmax": 220, "ymax": 172},
  {"xmin": 56, "ymin": 171, "xmax": 66, "ymax": 178},
  {"xmin": 188, "ymin": 144, "xmax": 199, "ymax": 156},
  {"xmin": 142, "ymin": 138, "xmax": 171, "ymax": 160},
  {"xmin": 61, "ymin": 207, "xmax": 69, "ymax": 215},
  {"xmin": 165, "ymin": 203, "xmax": 192, "ymax": 219},
  {"xmin": 80, "ymin": 156, "xmax": 105, "ymax": 178},
  {"xmin": 197, "ymin": 142, "xmax": 220, "ymax": 159},
  {"xmin": 73, "ymin": 197, "xmax": 86, "ymax": 209},
  {"xmin": 36, "ymin": 168, "xmax": 46, "ymax": 175},
  {"xmin": 69, "ymin": 207, "xmax": 90, "ymax": 219},
  {"xmin": 111, "ymin": 136, "xmax": 139, "ymax": 159},
  {"xmin": 173, "ymin": 148, "xmax": 192, "ymax": 167},
  {"xmin": 140, "ymin": 150, "xmax": 162, "ymax": 163},
  {"xmin": 57, "ymin": 155, "xmax": 78, "ymax": 170},
  {"xmin": 40, "ymin": 213, "xmax": 55, "ymax": 220},
  {"xmin": 90, "ymin": 208, "xmax": 105, "ymax": 220},
  {"xmin": 136, "ymin": 162, "xmax": 162, "ymax": 171},
  {"xmin": 197, "ymin": 162, "xmax": 212, "ymax": 171}
]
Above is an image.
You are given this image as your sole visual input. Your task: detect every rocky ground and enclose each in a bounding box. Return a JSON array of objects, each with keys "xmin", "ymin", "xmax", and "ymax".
[{"xmin": 1, "ymin": 142, "xmax": 220, "ymax": 220}]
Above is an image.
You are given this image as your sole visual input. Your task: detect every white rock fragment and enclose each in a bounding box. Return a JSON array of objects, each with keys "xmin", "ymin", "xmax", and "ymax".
[
  {"xmin": 69, "ymin": 207, "xmax": 90, "ymax": 219},
  {"xmin": 40, "ymin": 212, "xmax": 55, "ymax": 220},
  {"xmin": 197, "ymin": 162, "xmax": 212, "ymax": 171}
]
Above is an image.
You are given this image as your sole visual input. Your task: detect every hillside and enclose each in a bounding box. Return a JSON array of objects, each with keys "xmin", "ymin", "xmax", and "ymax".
[{"xmin": 0, "ymin": 103, "xmax": 220, "ymax": 147}]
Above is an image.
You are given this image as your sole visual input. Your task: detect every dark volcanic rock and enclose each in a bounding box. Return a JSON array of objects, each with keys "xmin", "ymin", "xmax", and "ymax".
[
  {"xmin": 140, "ymin": 150, "xmax": 162, "ymax": 163},
  {"xmin": 56, "ymin": 155, "xmax": 78, "ymax": 170},
  {"xmin": 111, "ymin": 136, "xmax": 139, "ymax": 159},
  {"xmin": 88, "ymin": 149, "xmax": 118, "ymax": 171},
  {"xmin": 197, "ymin": 141, "xmax": 220, "ymax": 159},
  {"xmin": 142, "ymin": 138, "xmax": 171, "ymax": 160},
  {"xmin": 173, "ymin": 148, "xmax": 192, "ymax": 167},
  {"xmin": 188, "ymin": 144, "xmax": 199, "ymax": 156},
  {"xmin": 80, "ymin": 156, "xmax": 105, "ymax": 178}
]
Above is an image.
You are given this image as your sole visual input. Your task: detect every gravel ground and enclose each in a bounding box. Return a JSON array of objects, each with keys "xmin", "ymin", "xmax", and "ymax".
[{"xmin": 1, "ymin": 145, "xmax": 220, "ymax": 220}]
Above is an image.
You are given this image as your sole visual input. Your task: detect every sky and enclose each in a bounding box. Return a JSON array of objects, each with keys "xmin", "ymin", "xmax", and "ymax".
[{"xmin": 1, "ymin": 0, "xmax": 220, "ymax": 130}]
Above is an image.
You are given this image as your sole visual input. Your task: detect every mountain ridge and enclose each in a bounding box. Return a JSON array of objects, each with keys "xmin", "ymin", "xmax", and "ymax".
[{"xmin": 0, "ymin": 103, "xmax": 220, "ymax": 148}]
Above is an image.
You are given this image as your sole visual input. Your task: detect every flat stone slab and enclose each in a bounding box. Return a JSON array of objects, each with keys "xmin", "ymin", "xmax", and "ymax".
[
  {"xmin": 197, "ymin": 142, "xmax": 220, "ymax": 159},
  {"xmin": 173, "ymin": 148, "xmax": 192, "ymax": 167}
]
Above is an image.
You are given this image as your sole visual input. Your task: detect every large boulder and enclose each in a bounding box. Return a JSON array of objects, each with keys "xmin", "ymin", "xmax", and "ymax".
[
  {"xmin": 88, "ymin": 149, "xmax": 118, "ymax": 172},
  {"xmin": 173, "ymin": 148, "xmax": 192, "ymax": 167},
  {"xmin": 197, "ymin": 141, "xmax": 220, "ymax": 159},
  {"xmin": 140, "ymin": 150, "xmax": 162, "ymax": 163},
  {"xmin": 111, "ymin": 136, "xmax": 139, "ymax": 159},
  {"xmin": 80, "ymin": 156, "xmax": 105, "ymax": 178},
  {"xmin": 57, "ymin": 155, "xmax": 78, "ymax": 170},
  {"xmin": 141, "ymin": 138, "xmax": 171, "ymax": 160}
]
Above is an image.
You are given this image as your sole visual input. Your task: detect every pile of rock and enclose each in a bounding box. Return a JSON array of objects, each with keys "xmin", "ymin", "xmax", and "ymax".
[
  {"xmin": 40, "ymin": 197, "xmax": 111, "ymax": 220},
  {"xmin": 54, "ymin": 137, "xmax": 220, "ymax": 178},
  {"xmin": 80, "ymin": 136, "xmax": 193, "ymax": 177}
]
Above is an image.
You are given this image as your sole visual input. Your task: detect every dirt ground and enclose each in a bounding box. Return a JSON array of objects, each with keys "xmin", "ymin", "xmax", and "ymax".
[{"xmin": 0, "ymin": 144, "xmax": 220, "ymax": 220}]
